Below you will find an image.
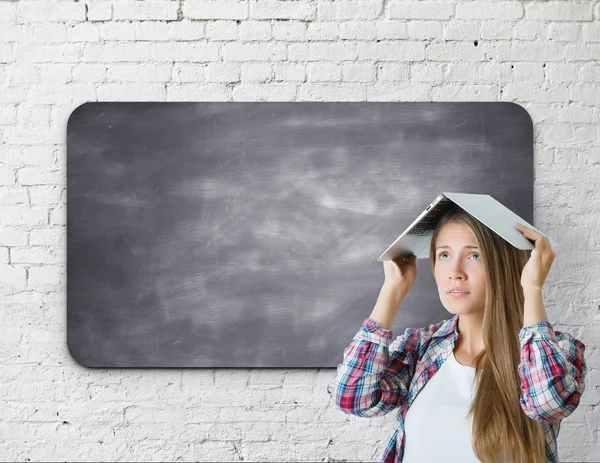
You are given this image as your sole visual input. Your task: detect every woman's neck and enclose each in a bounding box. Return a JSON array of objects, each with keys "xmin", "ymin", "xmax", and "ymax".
[{"xmin": 455, "ymin": 312, "xmax": 485, "ymax": 355}]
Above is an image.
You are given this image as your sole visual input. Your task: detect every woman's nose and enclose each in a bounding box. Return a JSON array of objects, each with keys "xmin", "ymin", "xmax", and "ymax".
[{"xmin": 449, "ymin": 266, "xmax": 466, "ymax": 279}]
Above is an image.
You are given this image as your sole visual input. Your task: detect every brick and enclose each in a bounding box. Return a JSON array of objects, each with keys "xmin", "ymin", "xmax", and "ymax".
[
  {"xmin": 480, "ymin": 21, "xmax": 512, "ymax": 40},
  {"xmin": 0, "ymin": 187, "xmax": 27, "ymax": 206},
  {"xmin": 0, "ymin": 2, "xmax": 17, "ymax": 23},
  {"xmin": 49, "ymin": 205, "xmax": 65, "ymax": 226},
  {"xmin": 83, "ymin": 43, "xmax": 153, "ymax": 62},
  {"xmin": 407, "ymin": 21, "xmax": 443, "ymax": 40},
  {"xmin": 0, "ymin": 24, "xmax": 20, "ymax": 42},
  {"xmin": 239, "ymin": 21, "xmax": 272, "ymax": 41},
  {"xmin": 377, "ymin": 62, "xmax": 410, "ymax": 82},
  {"xmin": 29, "ymin": 186, "xmax": 63, "ymax": 207},
  {"xmin": 298, "ymin": 84, "xmax": 366, "ymax": 100},
  {"xmin": 173, "ymin": 63, "xmax": 208, "ymax": 83},
  {"xmin": 0, "ymin": 207, "xmax": 47, "ymax": 227},
  {"xmin": 273, "ymin": 21, "xmax": 307, "ymax": 42},
  {"xmin": 240, "ymin": 62, "xmax": 273, "ymax": 82},
  {"xmin": 87, "ymin": 3, "xmax": 112, "ymax": 22},
  {"xmin": 66, "ymin": 23, "xmax": 101, "ymax": 43},
  {"xmin": 206, "ymin": 63, "xmax": 240, "ymax": 83},
  {"xmin": 446, "ymin": 22, "xmax": 481, "ymax": 42},
  {"xmin": 16, "ymin": 2, "xmax": 86, "ymax": 23},
  {"xmin": 273, "ymin": 63, "xmax": 306, "ymax": 82},
  {"xmin": 496, "ymin": 42, "xmax": 566, "ymax": 62},
  {"xmin": 28, "ymin": 24, "xmax": 68, "ymax": 43},
  {"xmin": 428, "ymin": 43, "xmax": 488, "ymax": 62},
  {"xmin": 0, "ymin": 265, "xmax": 27, "ymax": 293},
  {"xmin": 72, "ymin": 63, "xmax": 108, "ymax": 82},
  {"xmin": 206, "ymin": 21, "xmax": 238, "ymax": 41},
  {"xmin": 548, "ymin": 23, "xmax": 582, "ymax": 42},
  {"xmin": 0, "ymin": 105, "xmax": 16, "ymax": 125},
  {"xmin": 432, "ymin": 84, "xmax": 497, "ymax": 100},
  {"xmin": 545, "ymin": 63, "xmax": 577, "ymax": 82},
  {"xmin": 445, "ymin": 63, "xmax": 476, "ymax": 82},
  {"xmin": 501, "ymin": 83, "xmax": 569, "ymax": 103},
  {"xmin": 17, "ymin": 168, "xmax": 63, "ymax": 186},
  {"xmin": 455, "ymin": 2, "xmax": 523, "ymax": 19},
  {"xmin": 27, "ymin": 265, "xmax": 65, "ymax": 292},
  {"xmin": 564, "ymin": 44, "xmax": 600, "ymax": 61},
  {"xmin": 39, "ymin": 64, "xmax": 72, "ymax": 85},
  {"xmin": 525, "ymin": 2, "xmax": 593, "ymax": 21},
  {"xmin": 308, "ymin": 43, "xmax": 356, "ymax": 61},
  {"xmin": 358, "ymin": 41, "xmax": 426, "ymax": 61},
  {"xmin": 0, "ymin": 44, "xmax": 14, "ymax": 63},
  {"xmin": 376, "ymin": 20, "xmax": 409, "ymax": 40},
  {"xmin": 366, "ymin": 83, "xmax": 430, "ymax": 100},
  {"xmin": 112, "ymin": 2, "xmax": 178, "ymax": 21},
  {"xmin": 95, "ymin": 83, "xmax": 166, "ymax": 101},
  {"xmin": 233, "ymin": 83, "xmax": 297, "ymax": 100},
  {"xmin": 512, "ymin": 21, "xmax": 546, "ymax": 41},
  {"xmin": 169, "ymin": 21, "xmax": 206, "ymax": 41},
  {"xmin": 252, "ymin": 1, "xmax": 316, "ymax": 20},
  {"xmin": 339, "ymin": 21, "xmax": 376, "ymax": 41},
  {"xmin": 183, "ymin": 1, "xmax": 248, "ymax": 20},
  {"xmin": 583, "ymin": 24, "xmax": 600, "ymax": 42},
  {"xmin": 222, "ymin": 43, "xmax": 286, "ymax": 61},
  {"xmin": 307, "ymin": 63, "xmax": 342, "ymax": 82},
  {"xmin": 410, "ymin": 63, "xmax": 442, "ymax": 83},
  {"xmin": 18, "ymin": 104, "xmax": 51, "ymax": 127},
  {"xmin": 388, "ymin": 2, "xmax": 454, "ymax": 20},
  {"xmin": 165, "ymin": 83, "xmax": 229, "ymax": 100},
  {"xmin": 342, "ymin": 63, "xmax": 376, "ymax": 82},
  {"xmin": 510, "ymin": 63, "xmax": 544, "ymax": 83},
  {"xmin": 579, "ymin": 63, "xmax": 600, "ymax": 82},
  {"xmin": 134, "ymin": 22, "xmax": 171, "ymax": 42},
  {"xmin": 95, "ymin": 22, "xmax": 136, "ymax": 41}
]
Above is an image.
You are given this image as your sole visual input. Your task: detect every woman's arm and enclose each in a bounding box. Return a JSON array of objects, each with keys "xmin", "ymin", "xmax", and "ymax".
[
  {"xmin": 517, "ymin": 320, "xmax": 587, "ymax": 424},
  {"xmin": 329, "ymin": 317, "xmax": 423, "ymax": 418}
]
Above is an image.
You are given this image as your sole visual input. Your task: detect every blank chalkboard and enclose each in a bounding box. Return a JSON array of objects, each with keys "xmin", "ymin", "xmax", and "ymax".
[{"xmin": 66, "ymin": 102, "xmax": 533, "ymax": 368}]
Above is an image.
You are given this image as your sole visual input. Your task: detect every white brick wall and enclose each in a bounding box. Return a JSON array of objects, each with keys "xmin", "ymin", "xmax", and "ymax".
[{"xmin": 0, "ymin": 0, "xmax": 598, "ymax": 461}]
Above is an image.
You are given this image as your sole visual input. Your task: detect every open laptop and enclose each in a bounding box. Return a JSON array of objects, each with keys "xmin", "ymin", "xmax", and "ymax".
[{"xmin": 377, "ymin": 192, "xmax": 558, "ymax": 261}]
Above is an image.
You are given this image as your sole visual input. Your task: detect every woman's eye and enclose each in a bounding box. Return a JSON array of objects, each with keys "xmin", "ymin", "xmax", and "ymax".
[{"xmin": 438, "ymin": 252, "xmax": 480, "ymax": 260}]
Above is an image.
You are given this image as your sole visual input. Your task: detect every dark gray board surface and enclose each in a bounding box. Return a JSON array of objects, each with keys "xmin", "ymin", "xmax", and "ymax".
[{"xmin": 66, "ymin": 102, "xmax": 533, "ymax": 368}]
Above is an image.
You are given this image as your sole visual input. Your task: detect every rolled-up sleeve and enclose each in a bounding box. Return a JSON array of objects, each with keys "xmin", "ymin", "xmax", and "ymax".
[
  {"xmin": 329, "ymin": 317, "xmax": 422, "ymax": 418},
  {"xmin": 518, "ymin": 321, "xmax": 587, "ymax": 424}
]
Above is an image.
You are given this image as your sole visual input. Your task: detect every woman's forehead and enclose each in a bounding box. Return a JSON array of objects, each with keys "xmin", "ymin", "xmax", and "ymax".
[{"xmin": 436, "ymin": 222, "xmax": 478, "ymax": 247}]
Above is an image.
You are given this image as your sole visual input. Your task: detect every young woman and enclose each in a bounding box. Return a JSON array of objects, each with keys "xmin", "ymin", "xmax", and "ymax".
[{"xmin": 330, "ymin": 206, "xmax": 587, "ymax": 463}]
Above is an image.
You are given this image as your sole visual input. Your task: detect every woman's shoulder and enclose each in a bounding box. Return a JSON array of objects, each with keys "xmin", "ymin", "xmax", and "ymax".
[
  {"xmin": 419, "ymin": 314, "xmax": 458, "ymax": 340},
  {"xmin": 390, "ymin": 315, "xmax": 458, "ymax": 351}
]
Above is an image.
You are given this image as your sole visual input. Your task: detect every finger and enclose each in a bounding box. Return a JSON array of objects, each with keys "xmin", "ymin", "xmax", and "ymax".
[
  {"xmin": 516, "ymin": 223, "xmax": 547, "ymax": 246},
  {"xmin": 515, "ymin": 223, "xmax": 541, "ymax": 237},
  {"xmin": 535, "ymin": 234, "xmax": 552, "ymax": 254}
]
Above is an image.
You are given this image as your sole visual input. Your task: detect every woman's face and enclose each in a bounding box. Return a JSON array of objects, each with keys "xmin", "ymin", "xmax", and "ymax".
[{"xmin": 433, "ymin": 221, "xmax": 487, "ymax": 315}]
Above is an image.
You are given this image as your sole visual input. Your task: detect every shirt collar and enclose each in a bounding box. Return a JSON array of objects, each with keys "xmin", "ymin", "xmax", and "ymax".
[{"xmin": 431, "ymin": 313, "xmax": 460, "ymax": 339}]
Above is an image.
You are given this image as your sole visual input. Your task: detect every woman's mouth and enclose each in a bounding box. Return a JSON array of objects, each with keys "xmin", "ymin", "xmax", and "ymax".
[{"xmin": 447, "ymin": 290, "xmax": 470, "ymax": 297}]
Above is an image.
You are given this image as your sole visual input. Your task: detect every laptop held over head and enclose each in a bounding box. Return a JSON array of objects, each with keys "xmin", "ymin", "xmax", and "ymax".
[{"xmin": 377, "ymin": 192, "xmax": 558, "ymax": 261}]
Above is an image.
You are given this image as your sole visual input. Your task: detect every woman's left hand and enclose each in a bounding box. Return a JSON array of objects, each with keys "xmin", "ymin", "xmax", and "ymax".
[{"xmin": 515, "ymin": 222, "xmax": 556, "ymax": 291}]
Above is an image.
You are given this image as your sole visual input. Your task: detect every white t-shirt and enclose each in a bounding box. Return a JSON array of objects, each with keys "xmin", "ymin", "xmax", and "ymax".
[{"xmin": 403, "ymin": 350, "xmax": 508, "ymax": 462}]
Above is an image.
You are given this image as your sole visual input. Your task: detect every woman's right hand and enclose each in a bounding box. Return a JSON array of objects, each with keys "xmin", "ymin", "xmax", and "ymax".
[{"xmin": 382, "ymin": 255, "xmax": 417, "ymax": 294}]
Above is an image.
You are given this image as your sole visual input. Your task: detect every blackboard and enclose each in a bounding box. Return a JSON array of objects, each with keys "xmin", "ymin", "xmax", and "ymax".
[{"xmin": 66, "ymin": 102, "xmax": 533, "ymax": 367}]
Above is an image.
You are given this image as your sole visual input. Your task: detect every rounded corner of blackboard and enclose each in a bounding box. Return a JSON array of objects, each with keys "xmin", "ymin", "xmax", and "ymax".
[
  {"xmin": 67, "ymin": 101, "xmax": 95, "ymax": 130},
  {"xmin": 502, "ymin": 102, "xmax": 533, "ymax": 129},
  {"xmin": 66, "ymin": 339, "xmax": 96, "ymax": 369}
]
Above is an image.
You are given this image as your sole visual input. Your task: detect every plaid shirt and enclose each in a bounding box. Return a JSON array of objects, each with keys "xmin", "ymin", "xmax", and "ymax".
[{"xmin": 330, "ymin": 314, "xmax": 587, "ymax": 463}]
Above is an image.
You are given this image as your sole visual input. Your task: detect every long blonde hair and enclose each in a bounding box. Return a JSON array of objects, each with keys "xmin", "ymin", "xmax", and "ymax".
[{"xmin": 428, "ymin": 206, "xmax": 546, "ymax": 463}]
